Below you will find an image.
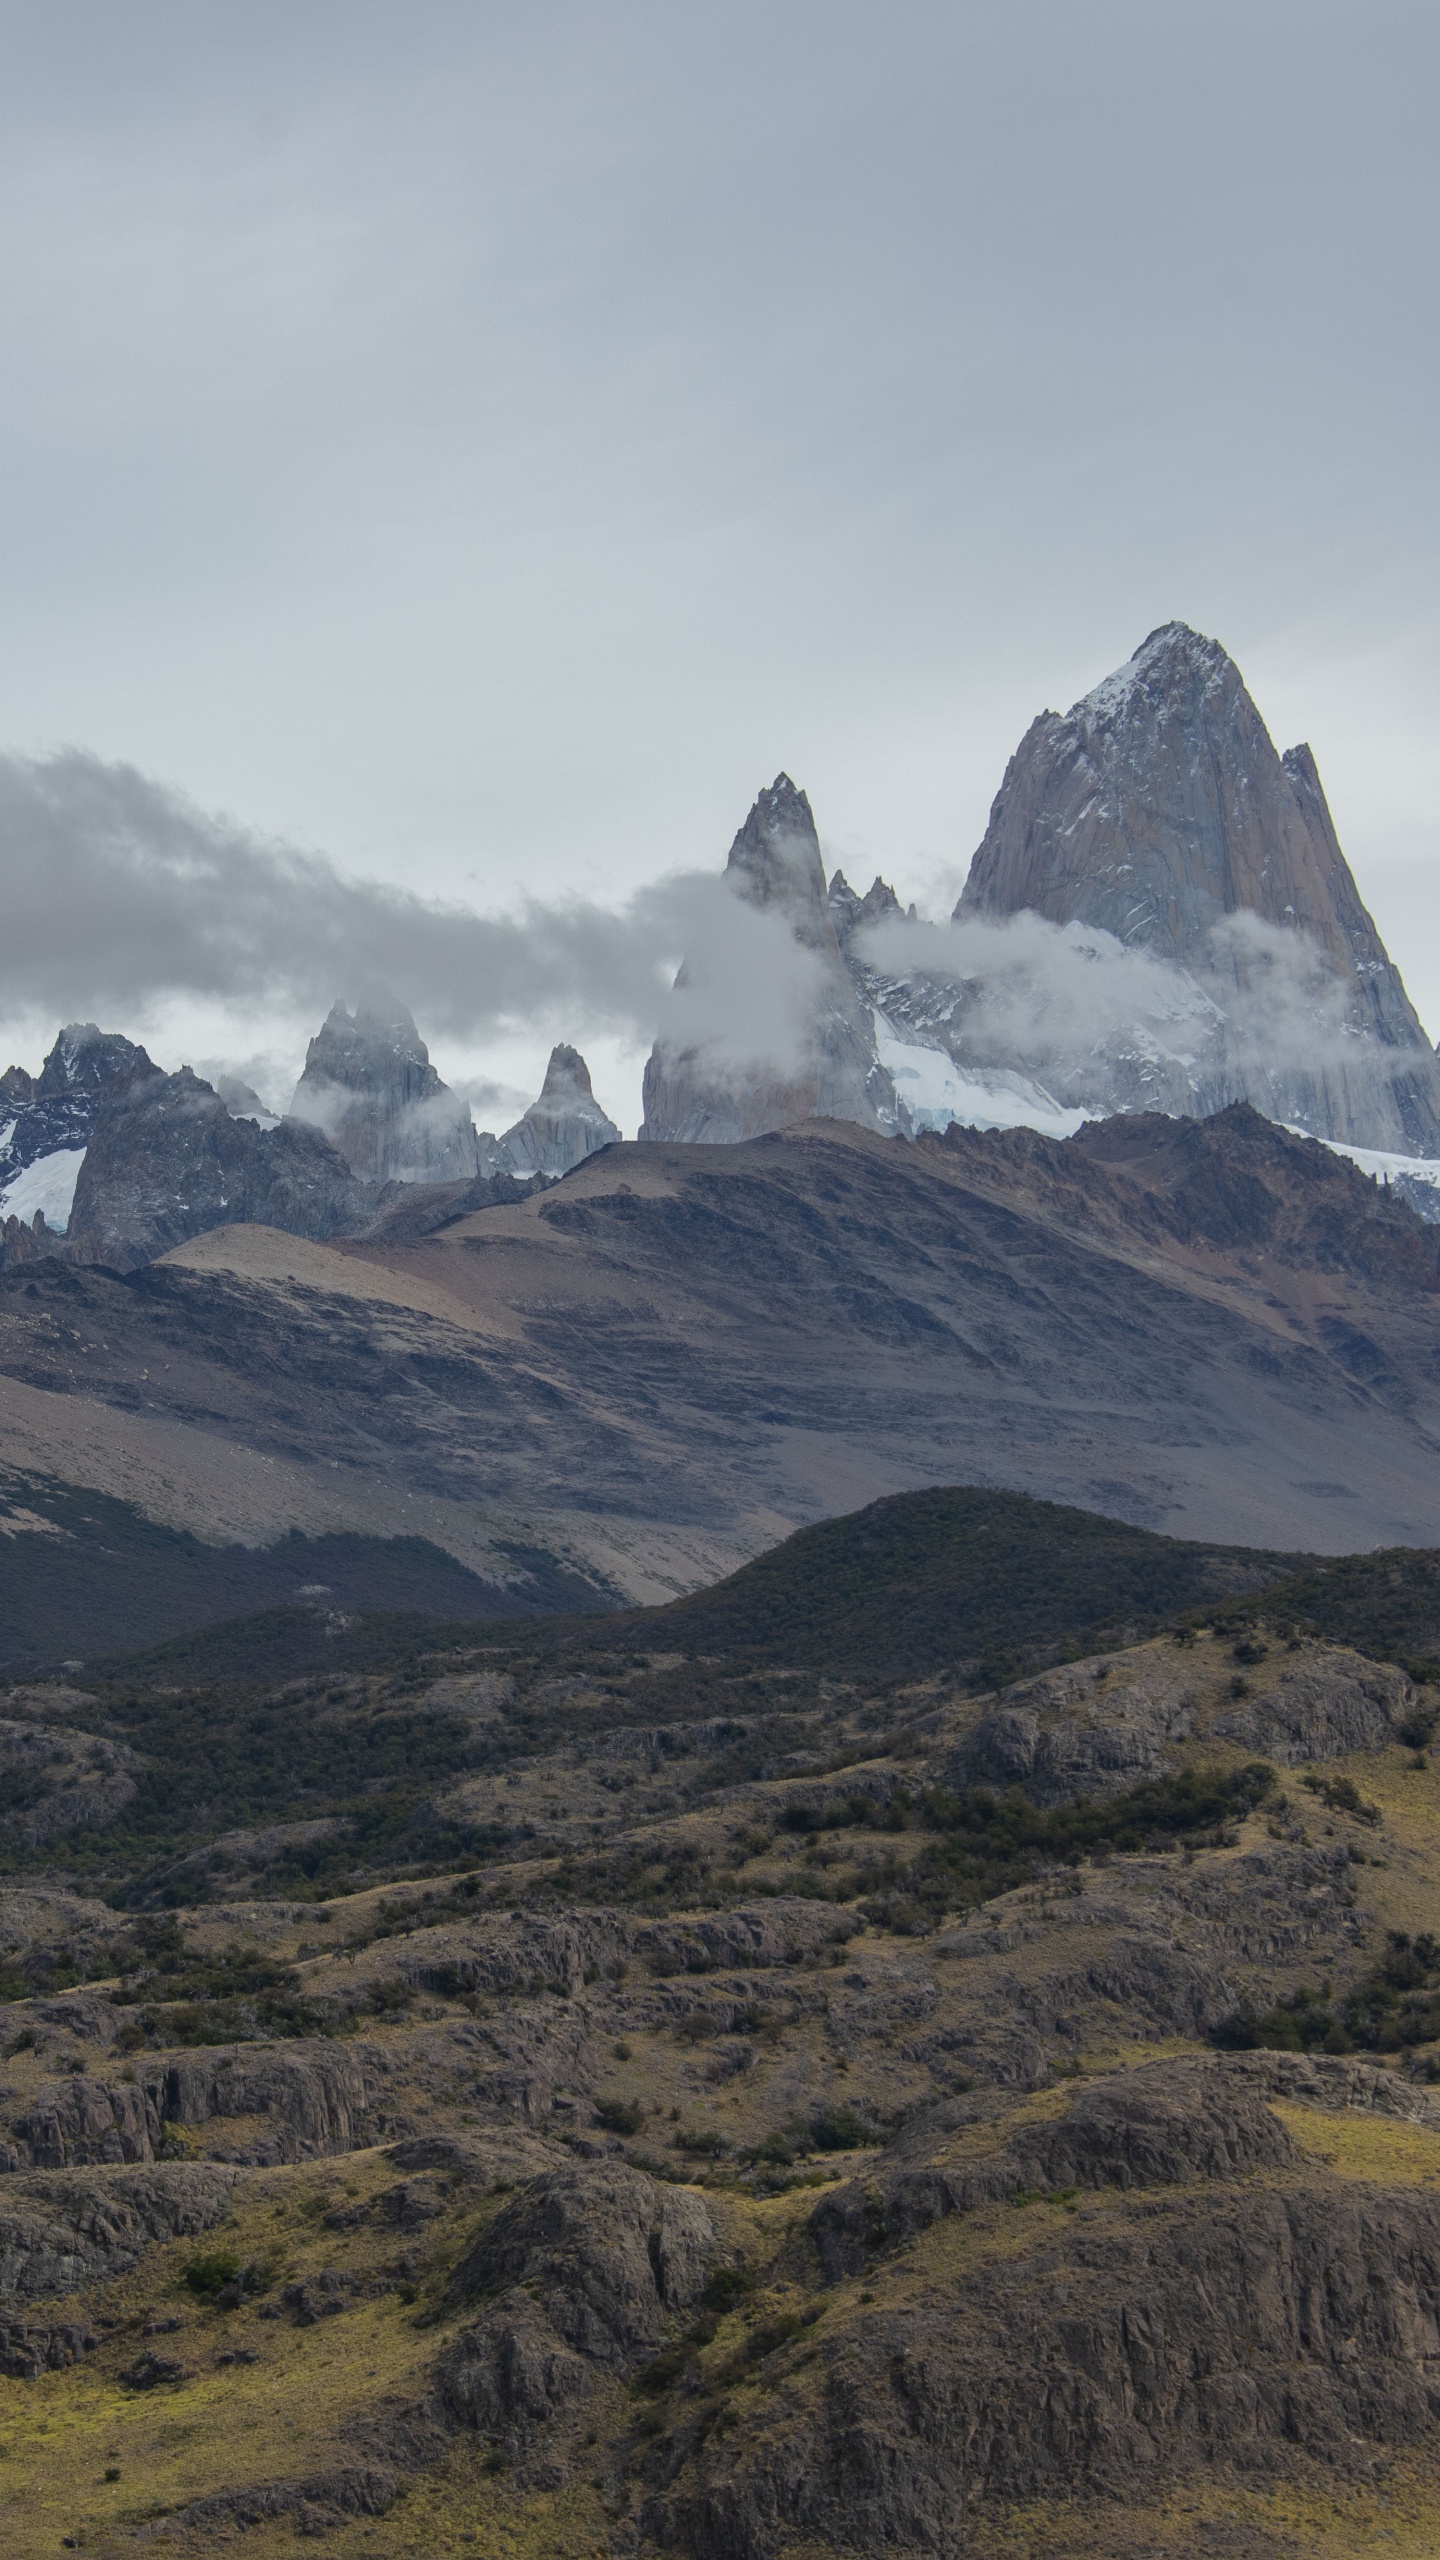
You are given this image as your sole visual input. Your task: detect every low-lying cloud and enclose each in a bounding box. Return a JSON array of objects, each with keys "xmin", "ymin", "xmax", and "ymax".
[
  {"xmin": 0, "ymin": 745, "xmax": 1387, "ymax": 1127},
  {"xmin": 0, "ymin": 747, "xmax": 831, "ymax": 1076},
  {"xmin": 856, "ymin": 904, "xmax": 1359, "ymax": 1084}
]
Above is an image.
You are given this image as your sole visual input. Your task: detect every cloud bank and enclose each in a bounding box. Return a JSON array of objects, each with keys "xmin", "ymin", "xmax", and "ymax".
[
  {"xmin": 856, "ymin": 905, "xmax": 1359, "ymax": 1083},
  {"xmin": 0, "ymin": 748, "xmax": 832, "ymax": 1071},
  {"xmin": 0, "ymin": 745, "xmax": 1381, "ymax": 1126}
]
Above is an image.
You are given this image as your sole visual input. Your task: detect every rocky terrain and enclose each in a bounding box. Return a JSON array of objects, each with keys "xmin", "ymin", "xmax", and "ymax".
[{"xmin": 1, "ymin": 1493, "xmax": 1439, "ymax": 2556}]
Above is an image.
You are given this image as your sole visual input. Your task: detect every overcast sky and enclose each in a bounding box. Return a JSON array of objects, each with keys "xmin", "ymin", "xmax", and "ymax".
[{"xmin": 0, "ymin": 1, "xmax": 1435, "ymax": 1130}]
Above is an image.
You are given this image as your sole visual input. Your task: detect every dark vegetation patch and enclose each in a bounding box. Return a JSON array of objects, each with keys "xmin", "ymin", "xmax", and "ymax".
[
  {"xmin": 5, "ymin": 1482, "xmax": 1440, "ymax": 1924},
  {"xmin": 1194, "ymin": 1547, "xmax": 1440, "ymax": 1684},
  {"xmin": 1214, "ymin": 1931, "xmax": 1440, "ymax": 2064},
  {"xmin": 633, "ymin": 1487, "xmax": 1290, "ymax": 1688}
]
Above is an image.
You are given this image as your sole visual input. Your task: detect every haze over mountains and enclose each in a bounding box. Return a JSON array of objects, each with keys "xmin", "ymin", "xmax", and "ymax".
[{"xmin": 2, "ymin": 621, "xmax": 1437, "ymax": 1279}]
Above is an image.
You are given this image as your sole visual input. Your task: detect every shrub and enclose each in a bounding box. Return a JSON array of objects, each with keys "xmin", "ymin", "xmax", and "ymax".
[{"xmin": 183, "ymin": 2249, "xmax": 240, "ymax": 2299}]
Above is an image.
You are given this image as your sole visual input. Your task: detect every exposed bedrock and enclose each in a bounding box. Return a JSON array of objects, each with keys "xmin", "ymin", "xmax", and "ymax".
[{"xmin": 0, "ymin": 2163, "xmax": 238, "ymax": 2306}]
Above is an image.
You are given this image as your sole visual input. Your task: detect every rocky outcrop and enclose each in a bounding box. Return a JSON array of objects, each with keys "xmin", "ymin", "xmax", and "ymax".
[
  {"xmin": 289, "ymin": 993, "xmax": 478, "ymax": 1184},
  {"xmin": 941, "ymin": 1639, "xmax": 1415, "ymax": 1809},
  {"xmin": 1214, "ymin": 1654, "xmax": 1415, "ymax": 1763},
  {"xmin": 951, "ymin": 623, "xmax": 1440, "ymax": 1153},
  {"xmin": 810, "ymin": 2059, "xmax": 1297, "ymax": 2276},
  {"xmin": 0, "ymin": 2314, "xmax": 97, "ymax": 2377},
  {"xmin": 0, "ymin": 2163, "xmax": 237, "ymax": 2304},
  {"xmin": 641, "ymin": 776, "xmax": 901, "ymax": 1143},
  {"xmin": 437, "ymin": 2163, "xmax": 719, "ymax": 2467},
  {"xmin": 0, "ymin": 1023, "xmax": 156, "ymax": 1245},
  {"xmin": 9, "ymin": 2077, "xmax": 156, "ymax": 2172},
  {"xmin": 0, "ymin": 1716, "xmax": 142, "ymax": 1848},
  {"xmin": 650, "ymin": 2180, "xmax": 1440, "ymax": 2557},
  {"xmin": 65, "ymin": 1064, "xmax": 366, "ymax": 1268},
  {"xmin": 497, "ymin": 1046, "xmax": 621, "ymax": 1178},
  {"xmin": 151, "ymin": 2042, "xmax": 379, "ymax": 2163},
  {"xmin": 946, "ymin": 1653, "xmax": 1199, "ymax": 1806},
  {"xmin": 1, "ymin": 2042, "xmax": 378, "ymax": 2172},
  {"xmin": 147, "ymin": 2465, "xmax": 396, "ymax": 2537}
]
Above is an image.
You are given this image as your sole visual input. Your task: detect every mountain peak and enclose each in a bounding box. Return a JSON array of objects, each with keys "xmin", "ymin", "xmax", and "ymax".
[
  {"xmin": 1074, "ymin": 622, "xmax": 1234, "ymax": 728},
  {"xmin": 498, "ymin": 1045, "xmax": 619, "ymax": 1179},
  {"xmin": 952, "ymin": 626, "xmax": 1440, "ymax": 1153},
  {"xmin": 538, "ymin": 1042, "xmax": 596, "ymax": 1101},
  {"xmin": 290, "ymin": 997, "xmax": 477, "ymax": 1185},
  {"xmin": 829, "ymin": 869, "xmax": 905, "ymax": 951},
  {"xmin": 725, "ymin": 774, "xmax": 837, "ymax": 958}
]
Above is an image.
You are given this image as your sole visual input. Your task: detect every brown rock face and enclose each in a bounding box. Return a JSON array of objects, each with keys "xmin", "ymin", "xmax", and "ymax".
[
  {"xmin": 954, "ymin": 622, "xmax": 1440, "ymax": 1152},
  {"xmin": 641, "ymin": 776, "xmax": 898, "ymax": 1143}
]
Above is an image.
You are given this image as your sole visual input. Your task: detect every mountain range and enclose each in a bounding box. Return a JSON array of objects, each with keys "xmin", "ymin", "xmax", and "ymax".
[{"xmin": 3, "ymin": 620, "xmax": 1439, "ymax": 1281}]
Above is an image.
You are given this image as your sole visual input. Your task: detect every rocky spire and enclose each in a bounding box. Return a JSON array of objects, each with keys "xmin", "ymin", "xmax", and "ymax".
[
  {"xmin": 724, "ymin": 774, "xmax": 841, "ymax": 957},
  {"xmin": 640, "ymin": 778, "xmax": 899, "ymax": 1145},
  {"xmin": 288, "ymin": 991, "xmax": 479, "ymax": 1185},
  {"xmin": 952, "ymin": 623, "xmax": 1440, "ymax": 1154},
  {"xmin": 498, "ymin": 1045, "xmax": 621, "ymax": 1179},
  {"xmin": 829, "ymin": 870, "xmax": 905, "ymax": 952}
]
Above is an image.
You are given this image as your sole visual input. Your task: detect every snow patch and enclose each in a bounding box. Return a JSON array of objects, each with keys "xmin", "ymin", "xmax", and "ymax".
[
  {"xmin": 874, "ymin": 1018, "xmax": 1088, "ymax": 1141},
  {"xmin": 1302, "ymin": 1132, "xmax": 1440, "ymax": 1196},
  {"xmin": 0, "ymin": 1146, "xmax": 87, "ymax": 1232}
]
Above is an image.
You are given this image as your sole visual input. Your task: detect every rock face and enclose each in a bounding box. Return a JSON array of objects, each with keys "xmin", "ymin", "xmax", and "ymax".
[
  {"xmin": 289, "ymin": 994, "xmax": 478, "ymax": 1184},
  {"xmin": 437, "ymin": 2163, "xmax": 719, "ymax": 2471},
  {"xmin": 66, "ymin": 1064, "xmax": 366, "ymax": 1269},
  {"xmin": 945, "ymin": 1638, "xmax": 1418, "ymax": 1807},
  {"xmin": 0, "ymin": 1024, "xmax": 156, "ymax": 1245},
  {"xmin": 654, "ymin": 2169, "xmax": 1440, "ymax": 2557},
  {"xmin": 950, "ymin": 622, "xmax": 1440, "ymax": 1152},
  {"xmin": 641, "ymin": 776, "xmax": 901, "ymax": 1143},
  {"xmin": 0, "ymin": 2164, "xmax": 237, "ymax": 2306},
  {"xmin": 498, "ymin": 1046, "xmax": 621, "ymax": 1178},
  {"xmin": 828, "ymin": 869, "xmax": 907, "ymax": 951}
]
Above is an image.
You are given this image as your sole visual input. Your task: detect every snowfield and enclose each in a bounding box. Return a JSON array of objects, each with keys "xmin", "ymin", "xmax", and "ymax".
[
  {"xmin": 0, "ymin": 1145, "xmax": 87, "ymax": 1233},
  {"xmin": 874, "ymin": 1015, "xmax": 1089, "ymax": 1141}
]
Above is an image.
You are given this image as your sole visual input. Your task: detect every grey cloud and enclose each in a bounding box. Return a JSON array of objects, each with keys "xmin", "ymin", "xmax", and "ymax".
[
  {"xmin": 857, "ymin": 906, "xmax": 1359, "ymax": 1086},
  {"xmin": 0, "ymin": 746, "xmax": 819, "ymax": 1066}
]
